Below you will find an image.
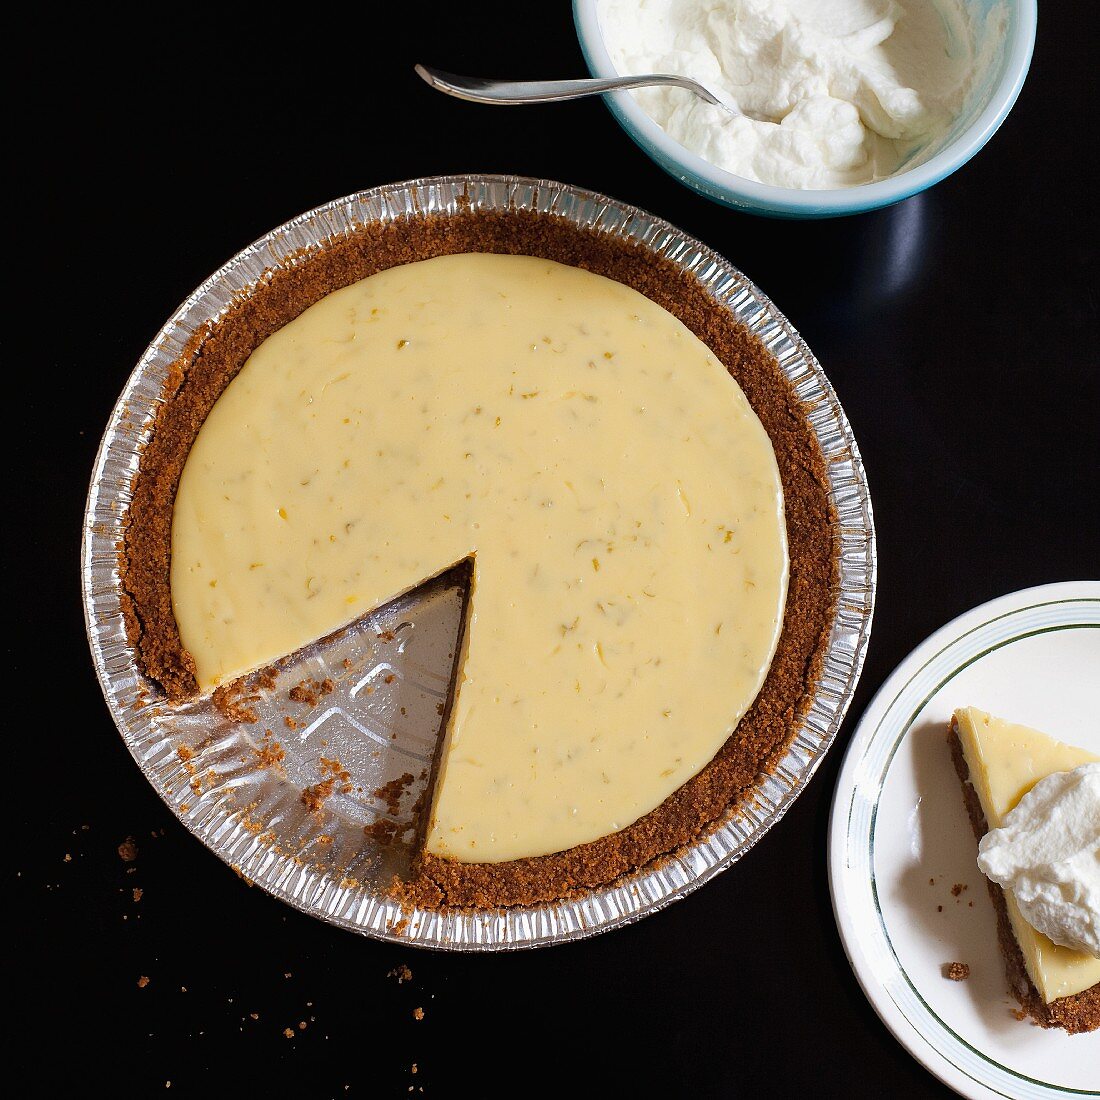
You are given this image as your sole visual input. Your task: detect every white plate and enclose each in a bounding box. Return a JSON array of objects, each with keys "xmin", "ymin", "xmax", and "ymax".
[{"xmin": 828, "ymin": 581, "xmax": 1100, "ymax": 1098}]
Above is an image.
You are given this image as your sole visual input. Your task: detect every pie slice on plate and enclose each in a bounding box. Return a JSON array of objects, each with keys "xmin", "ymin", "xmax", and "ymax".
[{"xmin": 949, "ymin": 706, "xmax": 1100, "ymax": 1033}]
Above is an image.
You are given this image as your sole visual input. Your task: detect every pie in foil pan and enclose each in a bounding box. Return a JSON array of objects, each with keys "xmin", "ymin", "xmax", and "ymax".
[{"xmin": 81, "ymin": 174, "xmax": 876, "ymax": 950}]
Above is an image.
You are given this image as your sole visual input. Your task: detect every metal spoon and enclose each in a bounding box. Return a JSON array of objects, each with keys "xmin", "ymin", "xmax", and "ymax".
[{"xmin": 414, "ymin": 63, "xmax": 760, "ymax": 119}]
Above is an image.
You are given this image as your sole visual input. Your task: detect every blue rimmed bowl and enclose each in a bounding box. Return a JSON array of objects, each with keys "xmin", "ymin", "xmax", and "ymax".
[{"xmin": 573, "ymin": 0, "xmax": 1036, "ymax": 219}]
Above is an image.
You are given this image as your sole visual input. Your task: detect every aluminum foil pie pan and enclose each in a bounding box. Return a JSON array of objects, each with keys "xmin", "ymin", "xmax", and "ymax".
[{"xmin": 81, "ymin": 174, "xmax": 876, "ymax": 950}]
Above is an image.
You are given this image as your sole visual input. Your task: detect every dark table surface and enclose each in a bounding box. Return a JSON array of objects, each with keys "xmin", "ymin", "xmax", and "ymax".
[{"xmin": 13, "ymin": 4, "xmax": 1098, "ymax": 1097}]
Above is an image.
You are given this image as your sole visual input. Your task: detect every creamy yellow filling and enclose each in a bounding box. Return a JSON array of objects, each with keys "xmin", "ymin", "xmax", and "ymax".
[
  {"xmin": 954, "ymin": 706, "xmax": 1100, "ymax": 1002},
  {"xmin": 172, "ymin": 253, "xmax": 789, "ymax": 862}
]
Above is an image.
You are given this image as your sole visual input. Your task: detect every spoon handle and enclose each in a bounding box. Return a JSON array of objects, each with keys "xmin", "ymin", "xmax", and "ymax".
[{"xmin": 414, "ymin": 64, "xmax": 723, "ymax": 107}]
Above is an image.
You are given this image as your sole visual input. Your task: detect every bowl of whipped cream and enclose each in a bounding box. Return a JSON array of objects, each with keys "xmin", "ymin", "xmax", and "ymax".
[{"xmin": 573, "ymin": 0, "xmax": 1036, "ymax": 217}]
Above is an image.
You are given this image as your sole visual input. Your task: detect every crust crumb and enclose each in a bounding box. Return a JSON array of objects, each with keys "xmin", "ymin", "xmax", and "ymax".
[
  {"xmin": 374, "ymin": 772, "xmax": 415, "ymax": 815},
  {"xmin": 254, "ymin": 736, "xmax": 286, "ymax": 770},
  {"xmin": 320, "ymin": 756, "xmax": 351, "ymax": 783},
  {"xmin": 231, "ymin": 864, "xmax": 254, "ymax": 886},
  {"xmin": 364, "ymin": 818, "xmax": 400, "ymax": 846},
  {"xmin": 943, "ymin": 962, "xmax": 970, "ymax": 981},
  {"xmin": 212, "ymin": 680, "xmax": 259, "ymax": 723},
  {"xmin": 254, "ymin": 667, "xmax": 278, "ymax": 691},
  {"xmin": 301, "ymin": 778, "xmax": 336, "ymax": 814},
  {"xmin": 289, "ymin": 677, "xmax": 335, "ymax": 706}
]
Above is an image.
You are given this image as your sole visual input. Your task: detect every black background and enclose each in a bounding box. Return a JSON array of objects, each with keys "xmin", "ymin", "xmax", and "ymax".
[{"xmin": 12, "ymin": 4, "xmax": 1099, "ymax": 1097}]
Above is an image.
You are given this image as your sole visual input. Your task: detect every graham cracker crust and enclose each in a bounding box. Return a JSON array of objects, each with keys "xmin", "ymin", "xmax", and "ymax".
[
  {"xmin": 948, "ymin": 718, "xmax": 1099, "ymax": 1034},
  {"xmin": 119, "ymin": 205, "xmax": 840, "ymax": 910}
]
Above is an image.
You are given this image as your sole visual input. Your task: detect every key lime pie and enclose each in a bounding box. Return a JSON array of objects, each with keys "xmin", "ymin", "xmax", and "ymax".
[
  {"xmin": 121, "ymin": 208, "xmax": 838, "ymax": 908},
  {"xmin": 950, "ymin": 707, "xmax": 1100, "ymax": 1033}
]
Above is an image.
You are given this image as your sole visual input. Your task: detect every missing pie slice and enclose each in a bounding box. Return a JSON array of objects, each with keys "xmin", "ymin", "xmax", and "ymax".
[
  {"xmin": 120, "ymin": 206, "xmax": 839, "ymax": 909},
  {"xmin": 949, "ymin": 706, "xmax": 1100, "ymax": 1033}
]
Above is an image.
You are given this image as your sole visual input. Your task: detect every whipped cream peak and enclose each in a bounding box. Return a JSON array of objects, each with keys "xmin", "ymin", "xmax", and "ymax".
[{"xmin": 977, "ymin": 763, "xmax": 1100, "ymax": 958}]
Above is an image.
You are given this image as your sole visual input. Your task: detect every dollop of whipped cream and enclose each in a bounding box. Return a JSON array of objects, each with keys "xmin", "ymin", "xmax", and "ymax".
[
  {"xmin": 977, "ymin": 764, "xmax": 1100, "ymax": 958},
  {"xmin": 597, "ymin": 0, "xmax": 1005, "ymax": 189}
]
